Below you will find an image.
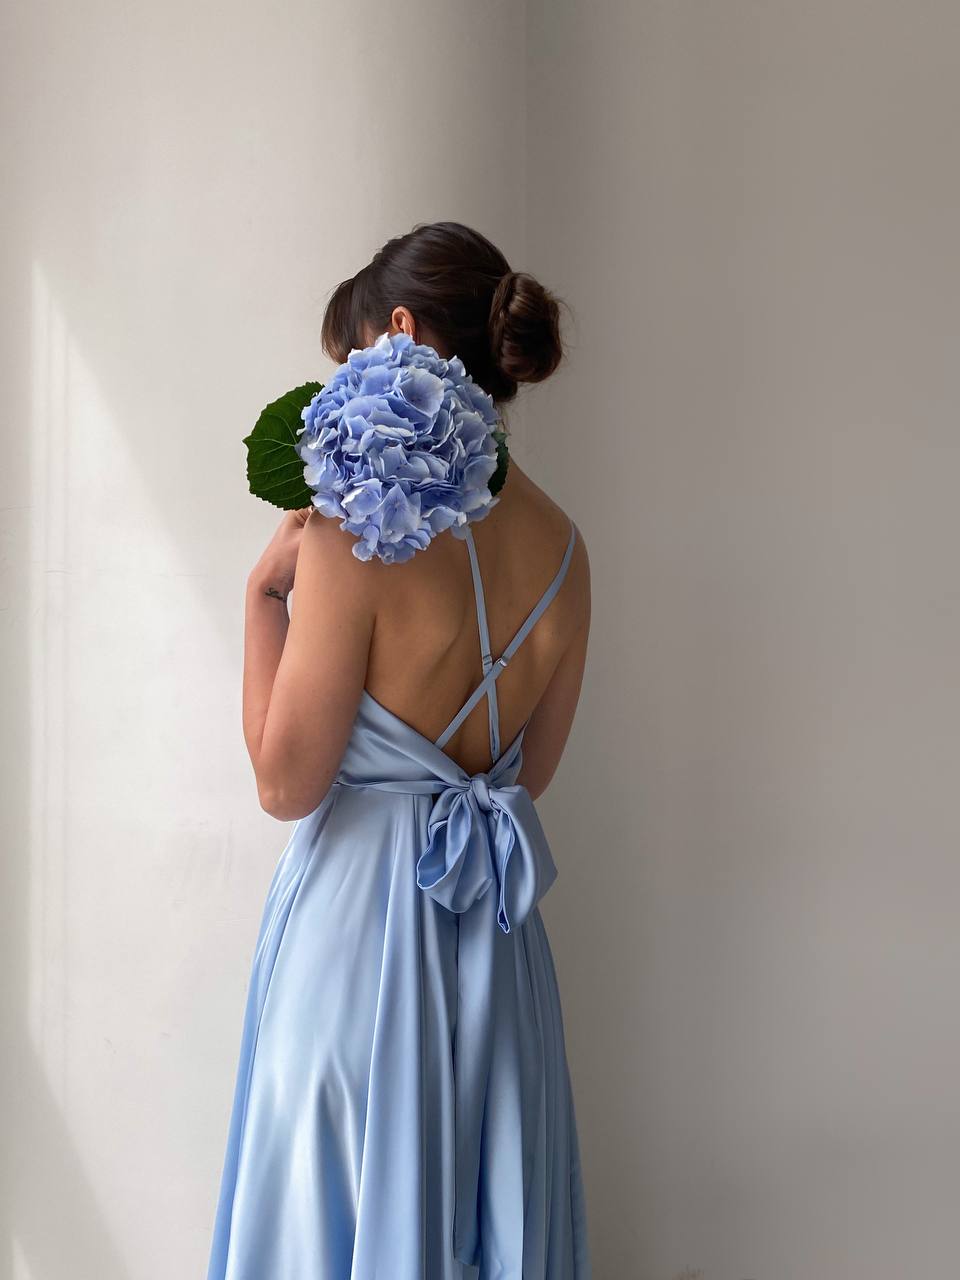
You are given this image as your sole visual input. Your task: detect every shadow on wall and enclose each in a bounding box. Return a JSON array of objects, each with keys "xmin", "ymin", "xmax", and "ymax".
[
  {"xmin": 5, "ymin": 1037, "xmax": 134, "ymax": 1280},
  {"xmin": 5, "ymin": 254, "xmax": 241, "ymax": 1275},
  {"xmin": 3, "ymin": 261, "xmax": 161, "ymax": 1280}
]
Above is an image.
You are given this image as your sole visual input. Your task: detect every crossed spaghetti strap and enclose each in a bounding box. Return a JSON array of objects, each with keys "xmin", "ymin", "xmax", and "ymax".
[{"xmin": 435, "ymin": 517, "xmax": 578, "ymax": 760}]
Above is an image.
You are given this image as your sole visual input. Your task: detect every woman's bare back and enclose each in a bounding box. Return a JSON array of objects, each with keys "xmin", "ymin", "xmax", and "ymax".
[{"xmin": 363, "ymin": 459, "xmax": 591, "ymax": 784}]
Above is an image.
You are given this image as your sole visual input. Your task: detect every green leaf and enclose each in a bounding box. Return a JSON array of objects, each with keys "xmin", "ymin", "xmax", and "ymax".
[
  {"xmin": 489, "ymin": 427, "xmax": 510, "ymax": 497},
  {"xmin": 242, "ymin": 382, "xmax": 323, "ymax": 510}
]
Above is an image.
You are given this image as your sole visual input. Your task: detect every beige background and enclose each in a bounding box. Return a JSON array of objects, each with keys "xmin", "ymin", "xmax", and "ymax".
[{"xmin": 3, "ymin": 2, "xmax": 959, "ymax": 1278}]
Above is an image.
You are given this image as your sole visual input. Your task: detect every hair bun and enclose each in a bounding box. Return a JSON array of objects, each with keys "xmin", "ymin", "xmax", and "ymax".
[{"xmin": 488, "ymin": 270, "xmax": 565, "ymax": 391}]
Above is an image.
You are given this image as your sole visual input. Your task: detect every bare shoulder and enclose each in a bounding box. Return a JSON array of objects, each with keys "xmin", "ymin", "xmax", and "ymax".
[
  {"xmin": 559, "ymin": 519, "xmax": 590, "ymax": 650},
  {"xmin": 505, "ymin": 462, "xmax": 590, "ymax": 620},
  {"xmin": 294, "ymin": 507, "xmax": 385, "ymax": 604},
  {"xmin": 568, "ymin": 519, "xmax": 590, "ymax": 614}
]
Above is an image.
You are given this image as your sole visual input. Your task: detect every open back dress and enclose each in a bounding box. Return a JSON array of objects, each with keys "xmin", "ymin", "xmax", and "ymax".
[{"xmin": 206, "ymin": 516, "xmax": 592, "ymax": 1280}]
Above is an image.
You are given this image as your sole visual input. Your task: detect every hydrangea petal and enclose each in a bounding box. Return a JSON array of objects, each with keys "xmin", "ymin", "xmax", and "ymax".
[{"xmin": 296, "ymin": 331, "xmax": 504, "ymax": 564}]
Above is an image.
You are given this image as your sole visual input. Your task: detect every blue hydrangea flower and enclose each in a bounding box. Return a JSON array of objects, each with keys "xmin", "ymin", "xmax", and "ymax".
[{"xmin": 296, "ymin": 331, "xmax": 503, "ymax": 563}]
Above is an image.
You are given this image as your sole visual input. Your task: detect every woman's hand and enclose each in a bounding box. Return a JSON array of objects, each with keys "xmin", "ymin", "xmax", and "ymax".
[{"xmin": 248, "ymin": 507, "xmax": 314, "ymax": 600}]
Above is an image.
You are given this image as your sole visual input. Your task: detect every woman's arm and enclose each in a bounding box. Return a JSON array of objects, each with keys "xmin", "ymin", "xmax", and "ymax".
[
  {"xmin": 242, "ymin": 575, "xmax": 291, "ymax": 786},
  {"xmin": 243, "ymin": 509, "xmax": 380, "ymax": 820},
  {"xmin": 516, "ymin": 532, "xmax": 591, "ymax": 801}
]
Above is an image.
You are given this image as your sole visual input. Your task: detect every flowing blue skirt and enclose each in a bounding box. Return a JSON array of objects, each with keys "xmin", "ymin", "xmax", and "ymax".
[{"xmin": 206, "ymin": 691, "xmax": 591, "ymax": 1279}]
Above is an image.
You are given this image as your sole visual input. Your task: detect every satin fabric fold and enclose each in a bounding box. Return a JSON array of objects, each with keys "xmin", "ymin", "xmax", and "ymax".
[
  {"xmin": 207, "ymin": 688, "xmax": 591, "ymax": 1280},
  {"xmin": 339, "ymin": 734, "xmax": 558, "ymax": 1269}
]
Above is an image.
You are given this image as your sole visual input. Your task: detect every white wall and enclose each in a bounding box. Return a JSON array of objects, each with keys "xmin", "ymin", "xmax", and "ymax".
[
  {"xmin": 4, "ymin": 2, "xmax": 960, "ymax": 1279},
  {"xmin": 526, "ymin": 2, "xmax": 960, "ymax": 1278},
  {"xmin": 0, "ymin": 3, "xmax": 526, "ymax": 1277}
]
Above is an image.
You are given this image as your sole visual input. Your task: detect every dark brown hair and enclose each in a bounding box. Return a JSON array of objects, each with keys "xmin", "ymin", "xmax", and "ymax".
[{"xmin": 320, "ymin": 221, "xmax": 569, "ymax": 406}]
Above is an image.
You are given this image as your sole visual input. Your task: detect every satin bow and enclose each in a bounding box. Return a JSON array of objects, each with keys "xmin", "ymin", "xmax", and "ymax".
[{"xmin": 416, "ymin": 772, "xmax": 558, "ymax": 1267}]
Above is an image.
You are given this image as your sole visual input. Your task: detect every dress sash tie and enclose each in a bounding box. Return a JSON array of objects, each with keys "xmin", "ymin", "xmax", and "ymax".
[{"xmin": 415, "ymin": 773, "xmax": 558, "ymax": 1266}]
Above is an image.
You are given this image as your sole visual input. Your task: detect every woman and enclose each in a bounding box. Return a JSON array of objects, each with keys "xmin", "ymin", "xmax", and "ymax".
[{"xmin": 207, "ymin": 221, "xmax": 592, "ymax": 1279}]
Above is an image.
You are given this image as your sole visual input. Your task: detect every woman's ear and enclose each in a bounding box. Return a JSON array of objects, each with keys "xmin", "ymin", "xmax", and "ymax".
[{"xmin": 389, "ymin": 305, "xmax": 418, "ymax": 341}]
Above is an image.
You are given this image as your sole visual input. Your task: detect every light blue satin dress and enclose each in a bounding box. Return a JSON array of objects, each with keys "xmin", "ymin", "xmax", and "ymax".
[{"xmin": 206, "ymin": 518, "xmax": 591, "ymax": 1279}]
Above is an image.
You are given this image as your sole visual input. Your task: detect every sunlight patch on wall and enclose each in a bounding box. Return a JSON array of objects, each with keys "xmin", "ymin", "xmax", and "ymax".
[
  {"xmin": 26, "ymin": 259, "xmax": 232, "ymax": 1277},
  {"xmin": 12, "ymin": 1235, "xmax": 32, "ymax": 1280},
  {"xmin": 28, "ymin": 257, "xmax": 71, "ymax": 1098}
]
